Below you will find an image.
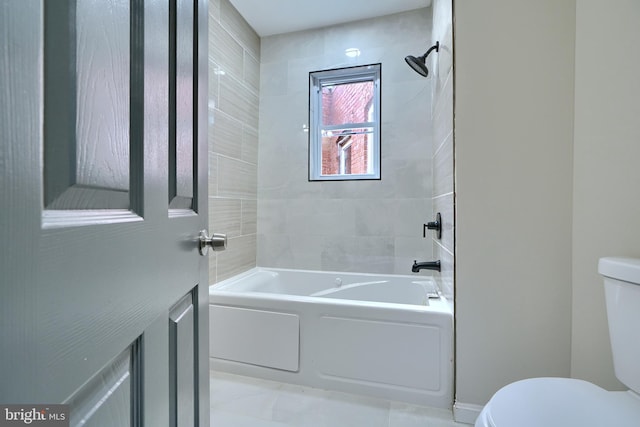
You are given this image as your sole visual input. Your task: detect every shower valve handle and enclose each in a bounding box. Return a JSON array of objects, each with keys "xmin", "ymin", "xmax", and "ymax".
[{"xmin": 423, "ymin": 212, "xmax": 442, "ymax": 240}]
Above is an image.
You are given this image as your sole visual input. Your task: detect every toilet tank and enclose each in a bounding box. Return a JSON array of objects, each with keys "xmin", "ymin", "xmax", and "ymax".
[{"xmin": 598, "ymin": 257, "xmax": 640, "ymax": 394}]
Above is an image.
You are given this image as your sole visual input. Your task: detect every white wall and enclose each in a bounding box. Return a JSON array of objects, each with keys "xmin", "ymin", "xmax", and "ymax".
[
  {"xmin": 454, "ymin": 0, "xmax": 576, "ymax": 407},
  {"xmin": 257, "ymin": 10, "xmax": 435, "ymax": 274},
  {"xmin": 571, "ymin": 0, "xmax": 640, "ymax": 390}
]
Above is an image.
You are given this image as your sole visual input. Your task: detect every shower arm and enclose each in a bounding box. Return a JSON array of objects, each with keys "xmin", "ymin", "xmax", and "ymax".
[{"xmin": 420, "ymin": 41, "xmax": 440, "ymax": 61}]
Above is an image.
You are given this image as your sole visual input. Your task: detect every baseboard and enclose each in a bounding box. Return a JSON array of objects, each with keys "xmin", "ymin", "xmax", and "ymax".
[{"xmin": 453, "ymin": 401, "xmax": 484, "ymax": 425}]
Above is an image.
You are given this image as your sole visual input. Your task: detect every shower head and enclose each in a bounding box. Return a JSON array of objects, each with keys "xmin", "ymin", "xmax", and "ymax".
[{"xmin": 405, "ymin": 41, "xmax": 440, "ymax": 77}]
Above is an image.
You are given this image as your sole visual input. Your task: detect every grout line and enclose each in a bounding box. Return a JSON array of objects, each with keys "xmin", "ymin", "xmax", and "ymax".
[
  {"xmin": 210, "ymin": 107, "xmax": 252, "ymax": 133},
  {"xmin": 432, "ymin": 192, "xmax": 454, "ymax": 200},
  {"xmin": 217, "ymin": 21, "xmax": 260, "ymax": 65},
  {"xmin": 210, "ymin": 56, "xmax": 259, "ymax": 96},
  {"xmin": 213, "ymin": 151, "xmax": 258, "ymax": 167},
  {"xmin": 432, "ymin": 129, "xmax": 453, "ymax": 159},
  {"xmin": 434, "ymin": 239, "xmax": 454, "ymax": 257},
  {"xmin": 432, "ymin": 69, "xmax": 454, "ymax": 120}
]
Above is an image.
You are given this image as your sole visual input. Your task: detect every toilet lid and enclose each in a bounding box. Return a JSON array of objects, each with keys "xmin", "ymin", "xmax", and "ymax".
[{"xmin": 480, "ymin": 378, "xmax": 640, "ymax": 427}]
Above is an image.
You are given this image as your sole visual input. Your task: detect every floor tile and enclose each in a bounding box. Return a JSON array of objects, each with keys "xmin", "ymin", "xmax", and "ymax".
[
  {"xmin": 211, "ymin": 411, "xmax": 289, "ymax": 427},
  {"xmin": 389, "ymin": 402, "xmax": 460, "ymax": 427},
  {"xmin": 210, "ymin": 370, "xmax": 466, "ymax": 427}
]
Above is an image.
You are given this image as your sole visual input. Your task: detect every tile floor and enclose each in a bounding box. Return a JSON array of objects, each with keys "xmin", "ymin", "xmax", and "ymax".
[{"xmin": 210, "ymin": 370, "xmax": 467, "ymax": 427}]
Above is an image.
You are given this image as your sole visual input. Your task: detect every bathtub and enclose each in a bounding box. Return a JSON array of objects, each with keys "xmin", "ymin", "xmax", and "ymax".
[{"xmin": 209, "ymin": 268, "xmax": 453, "ymax": 408}]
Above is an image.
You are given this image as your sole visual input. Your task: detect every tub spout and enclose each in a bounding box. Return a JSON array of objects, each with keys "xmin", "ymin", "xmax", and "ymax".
[{"xmin": 412, "ymin": 260, "xmax": 441, "ymax": 273}]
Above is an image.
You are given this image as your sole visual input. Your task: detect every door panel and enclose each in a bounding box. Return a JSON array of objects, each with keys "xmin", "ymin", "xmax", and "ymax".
[
  {"xmin": 65, "ymin": 343, "xmax": 139, "ymax": 426},
  {"xmin": 169, "ymin": 292, "xmax": 196, "ymax": 427},
  {"xmin": 0, "ymin": 1, "xmax": 210, "ymax": 426},
  {"xmin": 169, "ymin": 0, "xmax": 196, "ymax": 211},
  {"xmin": 43, "ymin": 0, "xmax": 142, "ymax": 213},
  {"xmin": 75, "ymin": 0, "xmax": 131, "ymax": 195}
]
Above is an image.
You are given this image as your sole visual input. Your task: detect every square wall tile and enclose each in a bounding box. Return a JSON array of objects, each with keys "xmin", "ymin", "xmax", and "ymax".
[
  {"xmin": 354, "ymin": 199, "xmax": 396, "ymax": 237},
  {"xmin": 320, "ymin": 236, "xmax": 395, "ymax": 273},
  {"xmin": 259, "ymin": 61, "xmax": 289, "ymax": 97},
  {"xmin": 256, "ymin": 233, "xmax": 294, "ymax": 268},
  {"xmin": 256, "ymin": 199, "xmax": 289, "ymax": 236}
]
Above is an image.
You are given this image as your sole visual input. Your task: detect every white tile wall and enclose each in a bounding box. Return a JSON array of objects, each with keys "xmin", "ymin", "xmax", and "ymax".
[
  {"xmin": 208, "ymin": 0, "xmax": 260, "ymax": 283},
  {"xmin": 219, "ymin": 0, "xmax": 259, "ymax": 59},
  {"xmin": 210, "ymin": 110, "xmax": 243, "ymax": 158},
  {"xmin": 258, "ymin": 9, "xmax": 436, "ymax": 275},
  {"xmin": 430, "ymin": 0, "xmax": 454, "ymax": 300},
  {"xmin": 217, "ymin": 234, "xmax": 257, "ymax": 280}
]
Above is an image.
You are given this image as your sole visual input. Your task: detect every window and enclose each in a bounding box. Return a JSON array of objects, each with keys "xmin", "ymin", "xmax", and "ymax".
[{"xmin": 308, "ymin": 64, "xmax": 381, "ymax": 181}]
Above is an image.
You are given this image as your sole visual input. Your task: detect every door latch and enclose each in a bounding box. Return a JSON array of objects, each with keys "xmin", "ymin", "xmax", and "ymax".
[{"xmin": 199, "ymin": 230, "xmax": 227, "ymax": 256}]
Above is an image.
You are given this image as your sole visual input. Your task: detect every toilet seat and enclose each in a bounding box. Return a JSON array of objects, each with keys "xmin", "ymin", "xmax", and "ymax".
[{"xmin": 476, "ymin": 377, "xmax": 640, "ymax": 427}]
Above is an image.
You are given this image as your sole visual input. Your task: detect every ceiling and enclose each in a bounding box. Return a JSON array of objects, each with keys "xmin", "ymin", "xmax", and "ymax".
[{"xmin": 228, "ymin": 0, "xmax": 432, "ymax": 37}]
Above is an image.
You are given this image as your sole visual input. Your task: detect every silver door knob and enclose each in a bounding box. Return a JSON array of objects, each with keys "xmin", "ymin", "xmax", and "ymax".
[{"xmin": 199, "ymin": 230, "xmax": 227, "ymax": 256}]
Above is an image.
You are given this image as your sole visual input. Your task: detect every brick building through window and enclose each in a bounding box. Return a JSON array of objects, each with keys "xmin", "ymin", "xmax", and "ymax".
[
  {"xmin": 309, "ymin": 64, "xmax": 381, "ymax": 181},
  {"xmin": 320, "ymin": 81, "xmax": 374, "ymax": 175}
]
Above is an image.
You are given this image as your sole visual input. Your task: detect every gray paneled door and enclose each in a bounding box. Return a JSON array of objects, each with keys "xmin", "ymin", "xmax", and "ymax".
[{"xmin": 0, "ymin": 1, "xmax": 210, "ymax": 426}]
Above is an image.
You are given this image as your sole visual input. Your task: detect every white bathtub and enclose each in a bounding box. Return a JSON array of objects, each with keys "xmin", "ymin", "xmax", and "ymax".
[{"xmin": 209, "ymin": 268, "xmax": 453, "ymax": 408}]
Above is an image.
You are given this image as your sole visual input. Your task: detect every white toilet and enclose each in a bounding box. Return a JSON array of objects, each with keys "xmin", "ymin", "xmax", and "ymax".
[{"xmin": 475, "ymin": 257, "xmax": 640, "ymax": 427}]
